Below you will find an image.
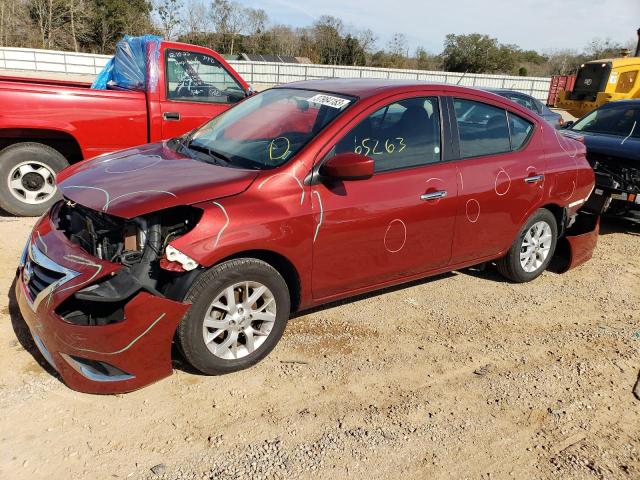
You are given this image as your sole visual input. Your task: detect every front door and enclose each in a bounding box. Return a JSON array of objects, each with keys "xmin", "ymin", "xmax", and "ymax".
[
  {"xmin": 159, "ymin": 49, "xmax": 247, "ymax": 139},
  {"xmin": 311, "ymin": 96, "xmax": 458, "ymax": 299},
  {"xmin": 448, "ymin": 96, "xmax": 546, "ymax": 263}
]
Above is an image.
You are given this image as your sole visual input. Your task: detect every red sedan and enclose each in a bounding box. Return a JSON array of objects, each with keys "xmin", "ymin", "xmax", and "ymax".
[{"xmin": 16, "ymin": 80, "xmax": 598, "ymax": 393}]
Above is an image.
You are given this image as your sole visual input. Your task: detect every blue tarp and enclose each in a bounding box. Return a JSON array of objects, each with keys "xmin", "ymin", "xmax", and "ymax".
[{"xmin": 91, "ymin": 35, "xmax": 162, "ymax": 91}]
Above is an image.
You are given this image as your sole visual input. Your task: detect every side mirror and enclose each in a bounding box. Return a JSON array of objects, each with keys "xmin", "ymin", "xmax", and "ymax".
[
  {"xmin": 562, "ymin": 120, "xmax": 574, "ymax": 129},
  {"xmin": 320, "ymin": 152, "xmax": 374, "ymax": 181},
  {"xmin": 246, "ymin": 85, "xmax": 256, "ymax": 96}
]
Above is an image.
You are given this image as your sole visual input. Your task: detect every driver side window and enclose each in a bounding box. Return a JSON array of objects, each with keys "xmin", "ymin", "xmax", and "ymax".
[
  {"xmin": 334, "ymin": 97, "xmax": 441, "ymax": 173},
  {"xmin": 166, "ymin": 49, "xmax": 245, "ymax": 104}
]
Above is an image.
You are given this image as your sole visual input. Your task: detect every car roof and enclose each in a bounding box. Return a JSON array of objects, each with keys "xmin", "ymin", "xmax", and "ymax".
[
  {"xmin": 274, "ymin": 78, "xmax": 498, "ymax": 100},
  {"xmin": 484, "ymin": 88, "xmax": 532, "ymax": 97}
]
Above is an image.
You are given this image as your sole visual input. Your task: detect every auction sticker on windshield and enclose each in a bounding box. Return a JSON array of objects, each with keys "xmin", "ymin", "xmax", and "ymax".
[{"xmin": 307, "ymin": 94, "xmax": 351, "ymax": 109}]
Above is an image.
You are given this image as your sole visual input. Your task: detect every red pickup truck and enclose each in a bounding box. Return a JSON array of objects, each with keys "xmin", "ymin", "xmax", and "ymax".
[{"xmin": 0, "ymin": 41, "xmax": 250, "ymax": 216}]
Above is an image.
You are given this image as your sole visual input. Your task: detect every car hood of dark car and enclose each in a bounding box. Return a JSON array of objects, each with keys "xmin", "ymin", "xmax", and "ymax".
[
  {"xmin": 57, "ymin": 142, "xmax": 259, "ymax": 219},
  {"xmin": 568, "ymin": 130, "xmax": 640, "ymax": 162}
]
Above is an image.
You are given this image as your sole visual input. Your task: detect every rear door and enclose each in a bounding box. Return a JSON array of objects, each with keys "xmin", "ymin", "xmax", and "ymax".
[
  {"xmin": 447, "ymin": 95, "xmax": 546, "ymax": 263},
  {"xmin": 311, "ymin": 94, "xmax": 459, "ymax": 299},
  {"xmin": 158, "ymin": 47, "xmax": 248, "ymax": 139}
]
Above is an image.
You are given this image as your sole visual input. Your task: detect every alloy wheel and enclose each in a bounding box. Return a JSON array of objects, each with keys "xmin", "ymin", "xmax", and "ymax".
[
  {"xmin": 202, "ymin": 281, "xmax": 277, "ymax": 360},
  {"xmin": 519, "ymin": 220, "xmax": 552, "ymax": 273}
]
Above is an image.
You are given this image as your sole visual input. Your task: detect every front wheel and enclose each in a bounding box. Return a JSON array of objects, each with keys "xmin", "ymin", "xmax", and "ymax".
[
  {"xmin": 177, "ymin": 258, "xmax": 291, "ymax": 375},
  {"xmin": 497, "ymin": 208, "xmax": 558, "ymax": 283},
  {"xmin": 0, "ymin": 142, "xmax": 69, "ymax": 216}
]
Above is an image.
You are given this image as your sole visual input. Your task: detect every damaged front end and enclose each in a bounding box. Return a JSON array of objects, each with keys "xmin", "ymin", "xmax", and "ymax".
[
  {"xmin": 15, "ymin": 201, "xmax": 202, "ymax": 393},
  {"xmin": 54, "ymin": 201, "xmax": 201, "ymax": 326},
  {"xmin": 584, "ymin": 153, "xmax": 640, "ymax": 219}
]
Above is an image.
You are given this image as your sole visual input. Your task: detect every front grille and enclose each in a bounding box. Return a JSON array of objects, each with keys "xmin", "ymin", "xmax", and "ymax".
[
  {"xmin": 24, "ymin": 259, "xmax": 65, "ymax": 301},
  {"xmin": 22, "ymin": 240, "xmax": 80, "ymax": 309}
]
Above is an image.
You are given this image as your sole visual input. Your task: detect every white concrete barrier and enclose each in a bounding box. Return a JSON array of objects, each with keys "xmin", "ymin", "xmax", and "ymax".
[{"xmin": 0, "ymin": 47, "xmax": 551, "ymax": 100}]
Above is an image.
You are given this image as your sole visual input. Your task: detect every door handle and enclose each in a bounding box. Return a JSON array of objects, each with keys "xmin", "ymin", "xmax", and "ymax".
[
  {"xmin": 524, "ymin": 174, "xmax": 544, "ymax": 184},
  {"xmin": 163, "ymin": 112, "xmax": 180, "ymax": 121},
  {"xmin": 420, "ymin": 190, "xmax": 447, "ymax": 201}
]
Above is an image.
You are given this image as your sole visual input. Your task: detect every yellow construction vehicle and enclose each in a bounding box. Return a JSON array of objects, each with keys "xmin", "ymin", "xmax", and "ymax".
[{"xmin": 558, "ymin": 28, "xmax": 640, "ymax": 118}]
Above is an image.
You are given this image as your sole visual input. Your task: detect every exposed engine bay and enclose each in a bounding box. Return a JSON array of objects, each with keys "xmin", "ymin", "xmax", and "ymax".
[
  {"xmin": 53, "ymin": 201, "xmax": 201, "ymax": 326},
  {"xmin": 585, "ymin": 152, "xmax": 640, "ymax": 216}
]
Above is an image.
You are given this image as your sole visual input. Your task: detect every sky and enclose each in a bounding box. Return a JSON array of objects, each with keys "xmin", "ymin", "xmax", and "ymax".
[{"xmin": 241, "ymin": 0, "xmax": 639, "ymax": 53}]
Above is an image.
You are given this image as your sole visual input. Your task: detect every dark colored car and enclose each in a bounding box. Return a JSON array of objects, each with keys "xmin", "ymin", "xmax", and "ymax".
[
  {"xmin": 16, "ymin": 80, "xmax": 598, "ymax": 394},
  {"xmin": 486, "ymin": 89, "xmax": 564, "ymax": 128},
  {"xmin": 562, "ymin": 99, "xmax": 640, "ymax": 217}
]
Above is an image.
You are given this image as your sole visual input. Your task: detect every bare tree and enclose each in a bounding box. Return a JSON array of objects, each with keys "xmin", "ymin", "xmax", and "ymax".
[
  {"xmin": 210, "ymin": 0, "xmax": 246, "ymax": 54},
  {"xmin": 30, "ymin": 0, "xmax": 70, "ymax": 48},
  {"xmin": 226, "ymin": 3, "xmax": 246, "ymax": 55},
  {"xmin": 387, "ymin": 32, "xmax": 408, "ymax": 57},
  {"xmin": 244, "ymin": 7, "xmax": 267, "ymax": 54},
  {"xmin": 156, "ymin": 0, "xmax": 183, "ymax": 40},
  {"xmin": 182, "ymin": 0, "xmax": 209, "ymax": 42},
  {"xmin": 313, "ymin": 15, "xmax": 345, "ymax": 64},
  {"xmin": 357, "ymin": 28, "xmax": 377, "ymax": 54}
]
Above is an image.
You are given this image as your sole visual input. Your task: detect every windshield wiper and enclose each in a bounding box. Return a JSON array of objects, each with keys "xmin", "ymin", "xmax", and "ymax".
[{"xmin": 187, "ymin": 141, "xmax": 230, "ymax": 166}]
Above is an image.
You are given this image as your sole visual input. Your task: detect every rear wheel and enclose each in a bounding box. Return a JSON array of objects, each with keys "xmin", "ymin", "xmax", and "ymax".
[
  {"xmin": 497, "ymin": 208, "xmax": 558, "ymax": 283},
  {"xmin": 177, "ymin": 258, "xmax": 290, "ymax": 375},
  {"xmin": 0, "ymin": 142, "xmax": 68, "ymax": 216}
]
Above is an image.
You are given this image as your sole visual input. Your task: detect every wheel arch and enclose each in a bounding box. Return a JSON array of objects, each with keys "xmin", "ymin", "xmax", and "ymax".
[
  {"xmin": 219, "ymin": 249, "xmax": 302, "ymax": 313},
  {"xmin": 539, "ymin": 203, "xmax": 566, "ymax": 236},
  {"xmin": 0, "ymin": 128, "xmax": 83, "ymax": 164},
  {"xmin": 165, "ymin": 249, "xmax": 302, "ymax": 313}
]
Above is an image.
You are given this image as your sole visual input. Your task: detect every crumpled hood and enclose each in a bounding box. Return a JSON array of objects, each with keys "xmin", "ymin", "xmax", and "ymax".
[{"xmin": 57, "ymin": 142, "xmax": 258, "ymax": 218}]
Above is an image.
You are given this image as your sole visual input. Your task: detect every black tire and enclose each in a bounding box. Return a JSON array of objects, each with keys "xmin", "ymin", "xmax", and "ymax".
[
  {"xmin": 0, "ymin": 142, "xmax": 69, "ymax": 216},
  {"xmin": 177, "ymin": 258, "xmax": 291, "ymax": 375},
  {"xmin": 496, "ymin": 208, "xmax": 558, "ymax": 283}
]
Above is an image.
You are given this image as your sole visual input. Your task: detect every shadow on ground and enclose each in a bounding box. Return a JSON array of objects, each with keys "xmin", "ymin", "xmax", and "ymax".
[{"xmin": 7, "ymin": 276, "xmax": 61, "ymax": 380}]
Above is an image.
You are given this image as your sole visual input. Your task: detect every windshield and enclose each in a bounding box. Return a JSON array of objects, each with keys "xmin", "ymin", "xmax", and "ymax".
[
  {"xmin": 181, "ymin": 88, "xmax": 355, "ymax": 169},
  {"xmin": 572, "ymin": 105, "xmax": 640, "ymax": 137}
]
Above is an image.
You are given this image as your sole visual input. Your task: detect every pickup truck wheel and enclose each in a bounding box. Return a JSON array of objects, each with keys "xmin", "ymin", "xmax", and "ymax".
[
  {"xmin": 496, "ymin": 208, "xmax": 558, "ymax": 283},
  {"xmin": 177, "ymin": 258, "xmax": 290, "ymax": 375},
  {"xmin": 0, "ymin": 142, "xmax": 68, "ymax": 216}
]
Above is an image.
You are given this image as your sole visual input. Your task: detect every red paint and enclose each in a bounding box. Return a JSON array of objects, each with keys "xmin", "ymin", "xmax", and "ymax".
[
  {"xmin": 56, "ymin": 141, "xmax": 258, "ymax": 218},
  {"xmin": 0, "ymin": 41, "xmax": 249, "ymax": 160},
  {"xmin": 320, "ymin": 153, "xmax": 374, "ymax": 180},
  {"xmin": 17, "ymin": 80, "xmax": 597, "ymax": 393},
  {"xmin": 558, "ymin": 216, "xmax": 600, "ymax": 272}
]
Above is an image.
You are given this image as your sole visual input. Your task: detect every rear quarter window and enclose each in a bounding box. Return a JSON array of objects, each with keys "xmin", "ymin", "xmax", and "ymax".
[{"xmin": 508, "ymin": 113, "xmax": 534, "ymax": 150}]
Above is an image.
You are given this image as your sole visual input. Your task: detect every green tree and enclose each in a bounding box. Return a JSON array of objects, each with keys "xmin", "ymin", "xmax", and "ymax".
[
  {"xmin": 442, "ymin": 33, "xmax": 515, "ymax": 74},
  {"xmin": 88, "ymin": 0, "xmax": 153, "ymax": 53},
  {"xmin": 342, "ymin": 34, "xmax": 365, "ymax": 66}
]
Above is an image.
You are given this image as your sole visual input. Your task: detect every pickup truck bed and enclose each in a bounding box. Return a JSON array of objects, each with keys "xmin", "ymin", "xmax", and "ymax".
[
  {"xmin": 0, "ymin": 40, "xmax": 249, "ymax": 216},
  {"xmin": 0, "ymin": 76, "xmax": 148, "ymax": 160}
]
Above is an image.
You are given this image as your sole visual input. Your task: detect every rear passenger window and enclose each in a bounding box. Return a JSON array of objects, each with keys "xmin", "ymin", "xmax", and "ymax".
[
  {"xmin": 335, "ymin": 97, "xmax": 441, "ymax": 173},
  {"xmin": 454, "ymin": 98, "xmax": 534, "ymax": 158},
  {"xmin": 508, "ymin": 113, "xmax": 534, "ymax": 150},
  {"xmin": 454, "ymin": 99, "xmax": 510, "ymax": 158}
]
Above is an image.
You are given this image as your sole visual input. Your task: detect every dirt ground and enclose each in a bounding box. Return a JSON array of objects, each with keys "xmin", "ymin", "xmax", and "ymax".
[{"xmin": 0, "ymin": 212, "xmax": 639, "ymax": 480}]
